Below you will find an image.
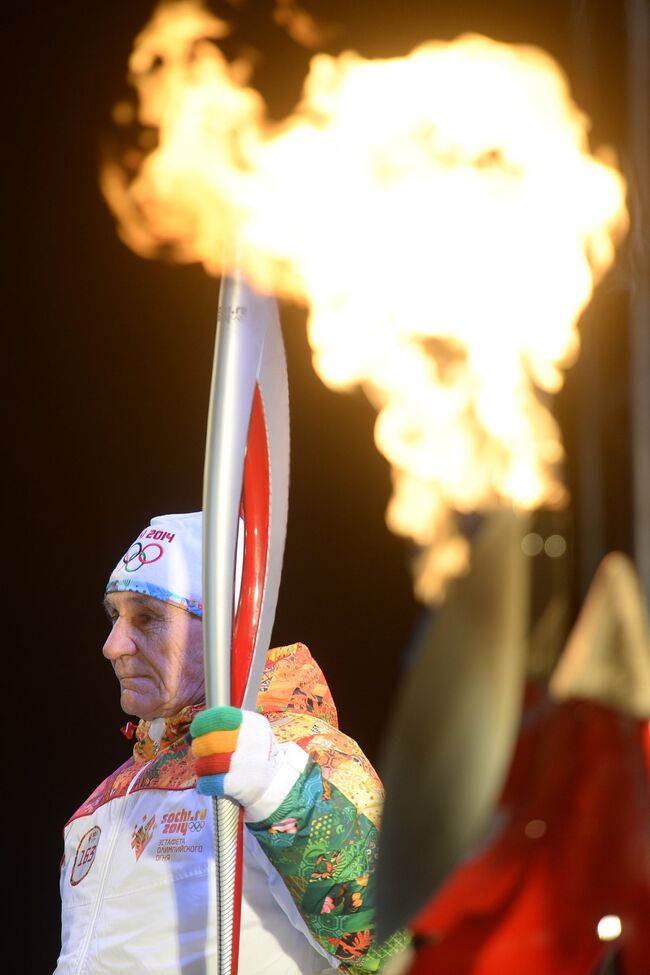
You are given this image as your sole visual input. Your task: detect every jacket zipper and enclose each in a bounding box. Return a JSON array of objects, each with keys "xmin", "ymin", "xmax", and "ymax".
[{"xmin": 74, "ymin": 760, "xmax": 154, "ymax": 973}]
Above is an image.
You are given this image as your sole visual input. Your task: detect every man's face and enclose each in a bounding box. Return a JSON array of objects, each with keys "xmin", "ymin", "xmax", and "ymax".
[{"xmin": 103, "ymin": 592, "xmax": 205, "ymax": 721}]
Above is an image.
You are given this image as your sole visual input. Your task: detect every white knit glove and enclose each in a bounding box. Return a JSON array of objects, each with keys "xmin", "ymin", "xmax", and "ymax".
[{"xmin": 190, "ymin": 706, "xmax": 307, "ymax": 822}]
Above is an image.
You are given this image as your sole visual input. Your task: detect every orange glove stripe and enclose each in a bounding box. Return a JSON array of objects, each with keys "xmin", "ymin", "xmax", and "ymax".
[{"xmin": 192, "ymin": 728, "xmax": 240, "ymax": 757}]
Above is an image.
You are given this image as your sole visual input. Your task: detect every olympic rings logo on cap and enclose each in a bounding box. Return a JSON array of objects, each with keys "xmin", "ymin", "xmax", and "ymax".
[{"xmin": 122, "ymin": 542, "xmax": 164, "ymax": 573}]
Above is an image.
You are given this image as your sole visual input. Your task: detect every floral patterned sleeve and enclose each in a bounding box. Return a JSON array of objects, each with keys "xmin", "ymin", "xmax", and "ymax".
[{"xmin": 247, "ymin": 712, "xmax": 411, "ymax": 972}]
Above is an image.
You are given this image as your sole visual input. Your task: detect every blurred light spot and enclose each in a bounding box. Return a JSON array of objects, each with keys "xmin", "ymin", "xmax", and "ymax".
[
  {"xmin": 522, "ymin": 533, "xmax": 544, "ymax": 556},
  {"xmin": 524, "ymin": 818, "xmax": 547, "ymax": 838},
  {"xmin": 273, "ymin": 0, "xmax": 338, "ymax": 49},
  {"xmin": 138, "ymin": 129, "xmax": 158, "ymax": 150},
  {"xmin": 597, "ymin": 915, "xmax": 622, "ymax": 941},
  {"xmin": 544, "ymin": 534, "xmax": 567, "ymax": 558},
  {"xmin": 111, "ymin": 100, "xmax": 135, "ymax": 126}
]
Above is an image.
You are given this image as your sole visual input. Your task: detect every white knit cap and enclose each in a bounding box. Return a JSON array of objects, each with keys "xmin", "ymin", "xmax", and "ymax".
[
  {"xmin": 106, "ymin": 512, "xmax": 204, "ymax": 617},
  {"xmin": 106, "ymin": 511, "xmax": 244, "ymax": 617}
]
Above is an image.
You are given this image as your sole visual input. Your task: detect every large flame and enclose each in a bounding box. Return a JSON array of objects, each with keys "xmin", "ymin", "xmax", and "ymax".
[{"xmin": 102, "ymin": 0, "xmax": 628, "ymax": 603}]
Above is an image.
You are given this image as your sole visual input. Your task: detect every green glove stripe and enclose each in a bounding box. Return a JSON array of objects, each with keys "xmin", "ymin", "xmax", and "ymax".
[{"xmin": 191, "ymin": 705, "xmax": 242, "ymax": 737}]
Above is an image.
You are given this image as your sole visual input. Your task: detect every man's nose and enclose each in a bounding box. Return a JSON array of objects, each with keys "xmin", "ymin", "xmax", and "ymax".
[{"xmin": 103, "ymin": 619, "xmax": 137, "ymax": 660}]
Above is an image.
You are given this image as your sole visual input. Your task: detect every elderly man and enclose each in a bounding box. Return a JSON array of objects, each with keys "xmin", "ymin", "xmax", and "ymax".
[{"xmin": 55, "ymin": 511, "xmax": 408, "ymax": 974}]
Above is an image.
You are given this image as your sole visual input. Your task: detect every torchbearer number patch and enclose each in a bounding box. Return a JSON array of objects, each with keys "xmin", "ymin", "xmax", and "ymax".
[{"xmin": 70, "ymin": 826, "xmax": 101, "ymax": 886}]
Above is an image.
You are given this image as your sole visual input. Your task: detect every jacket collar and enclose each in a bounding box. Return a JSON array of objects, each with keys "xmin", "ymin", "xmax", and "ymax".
[{"xmin": 132, "ymin": 703, "xmax": 205, "ymax": 762}]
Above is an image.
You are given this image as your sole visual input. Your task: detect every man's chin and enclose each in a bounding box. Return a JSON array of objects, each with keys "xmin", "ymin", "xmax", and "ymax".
[{"xmin": 120, "ymin": 689, "xmax": 153, "ymax": 722}]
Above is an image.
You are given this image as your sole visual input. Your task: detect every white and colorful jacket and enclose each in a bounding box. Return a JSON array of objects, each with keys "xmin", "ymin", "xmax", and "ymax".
[{"xmin": 55, "ymin": 643, "xmax": 409, "ymax": 974}]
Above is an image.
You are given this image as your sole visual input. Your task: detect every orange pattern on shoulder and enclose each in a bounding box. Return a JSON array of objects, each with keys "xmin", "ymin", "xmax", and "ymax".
[{"xmin": 256, "ymin": 642, "xmax": 339, "ymax": 728}]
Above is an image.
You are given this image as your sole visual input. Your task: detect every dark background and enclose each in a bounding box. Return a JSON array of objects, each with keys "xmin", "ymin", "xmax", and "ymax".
[{"xmin": 7, "ymin": 1, "xmax": 641, "ymax": 970}]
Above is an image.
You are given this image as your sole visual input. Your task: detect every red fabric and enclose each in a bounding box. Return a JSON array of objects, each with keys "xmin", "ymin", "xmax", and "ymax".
[
  {"xmin": 409, "ymin": 688, "xmax": 650, "ymax": 975},
  {"xmin": 642, "ymin": 720, "xmax": 650, "ymax": 779}
]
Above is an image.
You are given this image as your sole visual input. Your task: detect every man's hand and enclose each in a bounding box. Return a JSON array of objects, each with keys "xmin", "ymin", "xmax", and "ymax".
[{"xmin": 190, "ymin": 706, "xmax": 287, "ymax": 819}]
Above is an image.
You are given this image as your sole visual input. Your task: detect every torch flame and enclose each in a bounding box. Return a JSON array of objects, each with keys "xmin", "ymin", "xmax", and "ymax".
[{"xmin": 102, "ymin": 0, "xmax": 628, "ymax": 602}]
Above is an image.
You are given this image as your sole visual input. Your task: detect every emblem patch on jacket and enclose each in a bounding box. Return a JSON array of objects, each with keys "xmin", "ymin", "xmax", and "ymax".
[
  {"xmin": 70, "ymin": 826, "xmax": 101, "ymax": 885},
  {"xmin": 161, "ymin": 808, "xmax": 207, "ymax": 835},
  {"xmin": 131, "ymin": 814, "xmax": 157, "ymax": 860},
  {"xmin": 151, "ymin": 808, "xmax": 208, "ymax": 861}
]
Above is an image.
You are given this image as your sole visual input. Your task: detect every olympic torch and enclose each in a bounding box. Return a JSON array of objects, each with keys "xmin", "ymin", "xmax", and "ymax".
[{"xmin": 201, "ymin": 259, "xmax": 289, "ymax": 975}]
